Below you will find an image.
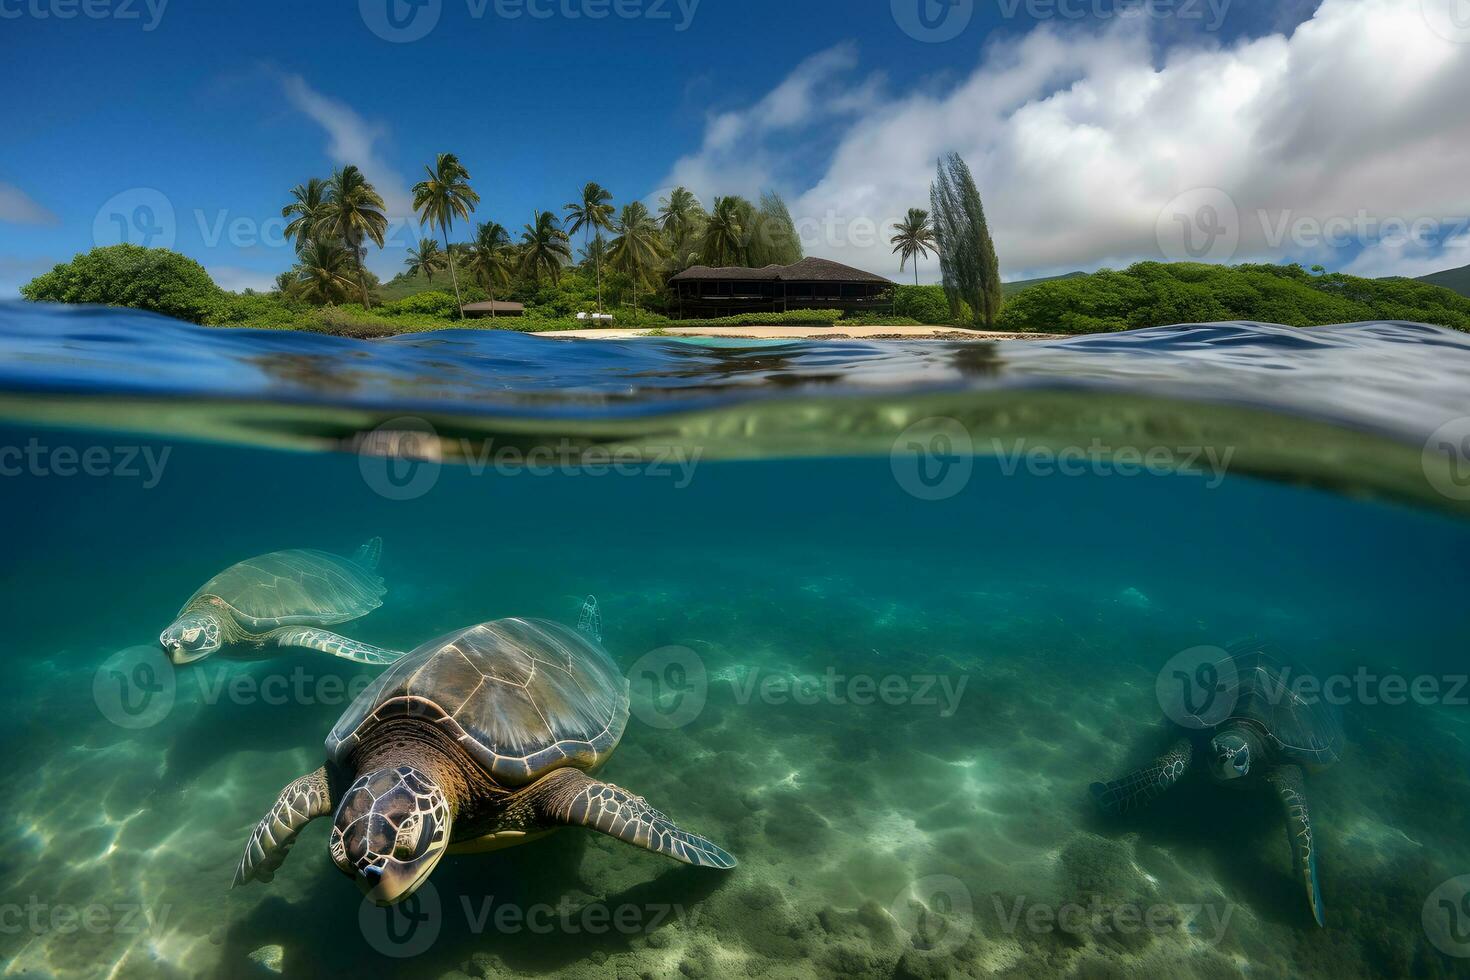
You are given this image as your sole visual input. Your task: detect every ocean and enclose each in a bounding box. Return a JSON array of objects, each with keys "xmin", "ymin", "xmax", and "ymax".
[{"xmin": 1, "ymin": 303, "xmax": 1468, "ymax": 978}]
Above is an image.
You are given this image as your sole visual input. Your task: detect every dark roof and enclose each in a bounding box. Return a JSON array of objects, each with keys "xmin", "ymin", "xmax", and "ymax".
[{"xmin": 670, "ymin": 257, "xmax": 893, "ymax": 285}]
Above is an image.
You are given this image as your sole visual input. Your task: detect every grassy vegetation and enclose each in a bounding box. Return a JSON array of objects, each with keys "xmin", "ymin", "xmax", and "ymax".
[{"xmin": 1416, "ymin": 261, "xmax": 1470, "ymax": 298}]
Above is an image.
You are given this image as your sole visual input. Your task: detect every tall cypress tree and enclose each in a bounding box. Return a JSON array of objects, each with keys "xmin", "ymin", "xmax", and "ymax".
[{"xmin": 930, "ymin": 153, "xmax": 1002, "ymax": 328}]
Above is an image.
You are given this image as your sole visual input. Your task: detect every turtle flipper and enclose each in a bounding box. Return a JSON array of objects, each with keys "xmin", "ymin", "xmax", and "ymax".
[
  {"xmin": 520, "ymin": 768, "xmax": 736, "ymax": 869},
  {"xmin": 576, "ymin": 595, "xmax": 602, "ymax": 644},
  {"xmin": 353, "ymin": 537, "xmax": 383, "ymax": 572},
  {"xmin": 1090, "ymin": 737, "xmax": 1193, "ymax": 816},
  {"xmin": 235, "ymin": 766, "xmax": 336, "ymax": 887},
  {"xmin": 275, "ymin": 627, "xmax": 403, "ymax": 665},
  {"xmin": 1267, "ymin": 764, "xmax": 1325, "ymax": 927}
]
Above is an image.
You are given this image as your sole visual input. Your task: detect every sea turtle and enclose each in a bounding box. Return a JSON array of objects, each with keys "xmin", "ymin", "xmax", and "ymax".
[
  {"xmin": 233, "ymin": 600, "xmax": 735, "ymax": 905},
  {"xmin": 1089, "ymin": 644, "xmax": 1343, "ymax": 927},
  {"xmin": 159, "ymin": 538, "xmax": 401, "ymax": 666}
]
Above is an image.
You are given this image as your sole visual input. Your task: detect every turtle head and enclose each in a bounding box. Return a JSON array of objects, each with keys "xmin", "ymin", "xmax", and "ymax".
[
  {"xmin": 1209, "ymin": 731, "xmax": 1253, "ymax": 781},
  {"xmin": 330, "ymin": 766, "xmax": 452, "ymax": 906},
  {"xmin": 160, "ymin": 612, "xmax": 222, "ymax": 664}
]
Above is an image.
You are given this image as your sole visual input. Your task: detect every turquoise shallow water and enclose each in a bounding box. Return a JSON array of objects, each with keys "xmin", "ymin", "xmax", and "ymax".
[{"xmin": 1, "ymin": 304, "xmax": 1469, "ymax": 978}]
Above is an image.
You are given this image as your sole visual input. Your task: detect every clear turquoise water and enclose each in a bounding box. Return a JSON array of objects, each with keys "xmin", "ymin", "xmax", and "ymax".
[{"xmin": 1, "ymin": 304, "xmax": 1469, "ymax": 978}]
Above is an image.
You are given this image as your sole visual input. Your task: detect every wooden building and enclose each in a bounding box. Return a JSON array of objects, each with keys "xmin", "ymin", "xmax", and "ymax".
[
  {"xmin": 669, "ymin": 258, "xmax": 895, "ymax": 319},
  {"xmin": 460, "ymin": 301, "xmax": 525, "ymax": 318}
]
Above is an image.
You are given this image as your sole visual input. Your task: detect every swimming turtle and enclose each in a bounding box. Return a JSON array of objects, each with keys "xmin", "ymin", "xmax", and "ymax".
[
  {"xmin": 159, "ymin": 538, "xmax": 401, "ymax": 666},
  {"xmin": 233, "ymin": 600, "xmax": 735, "ymax": 905},
  {"xmin": 1089, "ymin": 644, "xmax": 1343, "ymax": 927}
]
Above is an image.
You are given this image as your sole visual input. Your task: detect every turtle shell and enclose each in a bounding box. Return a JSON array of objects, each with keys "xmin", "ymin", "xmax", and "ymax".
[
  {"xmin": 326, "ymin": 618, "xmax": 629, "ymax": 787},
  {"xmin": 184, "ymin": 549, "xmax": 385, "ymax": 632},
  {"xmin": 1215, "ymin": 649, "xmax": 1344, "ymax": 769}
]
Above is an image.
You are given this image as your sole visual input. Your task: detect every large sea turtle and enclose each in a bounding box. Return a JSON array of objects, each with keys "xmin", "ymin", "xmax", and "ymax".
[
  {"xmin": 1089, "ymin": 644, "xmax": 1343, "ymax": 926},
  {"xmin": 159, "ymin": 539, "xmax": 401, "ymax": 666},
  {"xmin": 233, "ymin": 602, "xmax": 735, "ymax": 905}
]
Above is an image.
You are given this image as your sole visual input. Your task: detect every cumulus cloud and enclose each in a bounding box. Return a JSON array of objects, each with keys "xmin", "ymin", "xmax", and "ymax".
[
  {"xmin": 662, "ymin": 0, "xmax": 1470, "ymax": 280},
  {"xmin": 0, "ymin": 183, "xmax": 59, "ymax": 226}
]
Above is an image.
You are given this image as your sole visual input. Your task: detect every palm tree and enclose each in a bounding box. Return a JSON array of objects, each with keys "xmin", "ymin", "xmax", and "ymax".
[
  {"xmin": 319, "ymin": 165, "xmax": 388, "ymax": 307},
  {"xmin": 282, "ymin": 177, "xmax": 329, "ymax": 253},
  {"xmin": 657, "ymin": 186, "xmax": 705, "ymax": 268},
  {"xmin": 464, "ymin": 221, "xmax": 515, "ymax": 319},
  {"xmin": 405, "ymin": 238, "xmax": 447, "ymax": 281},
  {"xmin": 608, "ymin": 201, "xmax": 666, "ymax": 312},
  {"xmin": 700, "ymin": 196, "xmax": 745, "ymax": 266},
  {"xmin": 294, "ymin": 240, "xmax": 358, "ymax": 305},
  {"xmin": 564, "ymin": 182, "xmax": 615, "ymax": 311},
  {"xmin": 520, "ymin": 210, "xmax": 572, "ymax": 284},
  {"xmin": 412, "ymin": 153, "xmax": 480, "ymax": 318},
  {"xmin": 890, "ymin": 208, "xmax": 937, "ymax": 286}
]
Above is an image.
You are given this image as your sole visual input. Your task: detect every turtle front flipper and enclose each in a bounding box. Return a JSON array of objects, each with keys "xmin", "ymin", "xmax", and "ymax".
[
  {"xmin": 1090, "ymin": 737, "xmax": 1193, "ymax": 816},
  {"xmin": 1267, "ymin": 764, "xmax": 1326, "ymax": 927},
  {"xmin": 519, "ymin": 768, "xmax": 736, "ymax": 869},
  {"xmin": 235, "ymin": 765, "xmax": 337, "ymax": 887},
  {"xmin": 274, "ymin": 627, "xmax": 403, "ymax": 665}
]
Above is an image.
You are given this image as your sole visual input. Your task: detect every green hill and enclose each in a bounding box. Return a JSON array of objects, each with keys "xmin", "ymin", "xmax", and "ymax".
[
  {"xmin": 1415, "ymin": 262, "xmax": 1470, "ymax": 298},
  {"xmin": 998, "ymin": 261, "xmax": 1470, "ymax": 334},
  {"xmin": 1002, "ymin": 271, "xmax": 1086, "ymax": 297}
]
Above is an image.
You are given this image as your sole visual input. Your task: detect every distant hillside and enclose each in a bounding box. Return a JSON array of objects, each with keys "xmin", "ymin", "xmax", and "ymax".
[
  {"xmin": 1002, "ymin": 271, "xmax": 1086, "ymax": 297},
  {"xmin": 1416, "ymin": 263, "xmax": 1470, "ymax": 297}
]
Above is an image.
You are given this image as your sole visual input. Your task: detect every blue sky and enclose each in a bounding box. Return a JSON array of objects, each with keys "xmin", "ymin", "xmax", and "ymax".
[{"xmin": 3, "ymin": 0, "xmax": 1468, "ymax": 294}]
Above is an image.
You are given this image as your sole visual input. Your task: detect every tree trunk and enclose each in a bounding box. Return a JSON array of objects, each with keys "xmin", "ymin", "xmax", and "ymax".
[{"xmin": 442, "ymin": 221, "xmax": 465, "ymax": 319}]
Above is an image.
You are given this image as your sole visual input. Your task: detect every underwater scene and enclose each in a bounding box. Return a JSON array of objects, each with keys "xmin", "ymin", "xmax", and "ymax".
[{"xmin": 2, "ymin": 305, "xmax": 1470, "ymax": 980}]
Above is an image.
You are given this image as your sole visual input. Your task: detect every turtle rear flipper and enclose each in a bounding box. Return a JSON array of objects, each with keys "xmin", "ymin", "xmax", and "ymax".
[
  {"xmin": 1267, "ymin": 764, "xmax": 1325, "ymax": 927},
  {"xmin": 520, "ymin": 768, "xmax": 735, "ymax": 869},
  {"xmin": 353, "ymin": 537, "xmax": 383, "ymax": 572},
  {"xmin": 235, "ymin": 766, "xmax": 336, "ymax": 887},
  {"xmin": 1090, "ymin": 738, "xmax": 1192, "ymax": 816},
  {"xmin": 274, "ymin": 627, "xmax": 403, "ymax": 665}
]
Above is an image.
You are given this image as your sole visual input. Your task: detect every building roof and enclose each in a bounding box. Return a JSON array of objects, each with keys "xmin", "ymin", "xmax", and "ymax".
[
  {"xmin": 670, "ymin": 257, "xmax": 894, "ymax": 285},
  {"xmin": 460, "ymin": 301, "xmax": 525, "ymax": 313}
]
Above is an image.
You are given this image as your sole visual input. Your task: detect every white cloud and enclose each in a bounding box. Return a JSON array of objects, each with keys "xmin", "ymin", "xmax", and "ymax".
[
  {"xmin": 0, "ymin": 183, "xmax": 59, "ymax": 226},
  {"xmin": 278, "ymin": 73, "xmax": 416, "ymax": 224},
  {"xmin": 207, "ymin": 265, "xmax": 278, "ymax": 294},
  {"xmin": 663, "ymin": 0, "xmax": 1470, "ymax": 281}
]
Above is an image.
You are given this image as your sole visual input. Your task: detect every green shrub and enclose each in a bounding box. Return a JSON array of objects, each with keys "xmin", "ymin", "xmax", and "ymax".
[
  {"xmin": 21, "ymin": 245, "xmax": 223, "ymax": 323},
  {"xmin": 893, "ymin": 284, "xmax": 954, "ymax": 324},
  {"xmin": 383, "ymin": 290, "xmax": 460, "ymax": 317},
  {"xmin": 997, "ymin": 261, "xmax": 1470, "ymax": 333}
]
